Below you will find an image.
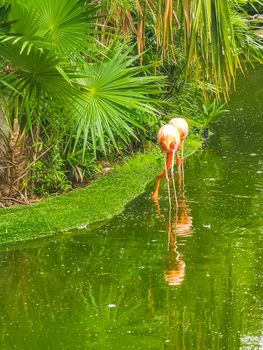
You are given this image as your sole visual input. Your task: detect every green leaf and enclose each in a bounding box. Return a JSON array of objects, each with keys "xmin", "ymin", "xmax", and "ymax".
[{"xmin": 73, "ymin": 46, "xmax": 165, "ymax": 156}]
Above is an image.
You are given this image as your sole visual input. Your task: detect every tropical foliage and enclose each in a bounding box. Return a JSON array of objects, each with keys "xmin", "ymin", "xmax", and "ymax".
[
  {"xmin": 99, "ymin": 0, "xmax": 263, "ymax": 97},
  {"xmin": 0, "ymin": 0, "xmax": 262, "ymax": 199}
]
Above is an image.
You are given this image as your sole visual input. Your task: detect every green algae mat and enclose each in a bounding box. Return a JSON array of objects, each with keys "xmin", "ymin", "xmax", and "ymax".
[{"xmin": 0, "ymin": 142, "xmax": 200, "ymax": 245}]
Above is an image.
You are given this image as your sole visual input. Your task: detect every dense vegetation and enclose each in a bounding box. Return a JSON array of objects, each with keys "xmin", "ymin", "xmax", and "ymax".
[{"xmin": 0, "ymin": 0, "xmax": 262, "ymax": 202}]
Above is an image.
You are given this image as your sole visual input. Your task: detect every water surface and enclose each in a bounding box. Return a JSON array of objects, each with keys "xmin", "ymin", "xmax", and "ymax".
[{"xmin": 0, "ymin": 67, "xmax": 262, "ymax": 349}]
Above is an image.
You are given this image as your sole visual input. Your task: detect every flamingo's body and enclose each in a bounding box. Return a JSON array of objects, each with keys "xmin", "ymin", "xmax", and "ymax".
[
  {"xmin": 169, "ymin": 118, "xmax": 188, "ymax": 141},
  {"xmin": 152, "ymin": 125, "xmax": 180, "ymax": 202},
  {"xmin": 157, "ymin": 124, "xmax": 181, "ymax": 153}
]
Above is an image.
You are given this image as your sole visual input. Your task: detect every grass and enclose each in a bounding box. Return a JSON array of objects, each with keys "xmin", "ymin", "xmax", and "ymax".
[{"xmin": 0, "ymin": 139, "xmax": 201, "ymax": 245}]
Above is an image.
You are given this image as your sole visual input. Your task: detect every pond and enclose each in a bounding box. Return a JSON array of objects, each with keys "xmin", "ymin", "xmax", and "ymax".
[{"xmin": 0, "ymin": 67, "xmax": 263, "ymax": 350}]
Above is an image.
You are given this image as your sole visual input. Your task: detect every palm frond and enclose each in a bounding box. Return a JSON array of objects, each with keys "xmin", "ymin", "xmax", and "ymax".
[
  {"xmin": 0, "ymin": 42, "xmax": 80, "ymax": 101},
  {"xmin": 73, "ymin": 46, "xmax": 165, "ymax": 155},
  {"xmin": 3, "ymin": 0, "xmax": 100, "ymax": 60},
  {"xmin": 97, "ymin": 0, "xmax": 263, "ymax": 99},
  {"xmin": 181, "ymin": 0, "xmax": 263, "ymax": 99}
]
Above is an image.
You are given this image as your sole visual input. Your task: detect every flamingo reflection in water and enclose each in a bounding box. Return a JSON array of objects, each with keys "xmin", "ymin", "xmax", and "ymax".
[
  {"xmin": 164, "ymin": 194, "xmax": 193, "ymax": 286},
  {"xmin": 152, "ymin": 153, "xmax": 192, "ymax": 286},
  {"xmin": 164, "ymin": 218, "xmax": 186, "ymax": 286},
  {"xmin": 152, "ymin": 193, "xmax": 192, "ymax": 286}
]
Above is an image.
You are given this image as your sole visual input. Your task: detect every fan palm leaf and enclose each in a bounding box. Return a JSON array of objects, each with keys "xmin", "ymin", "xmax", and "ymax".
[
  {"xmin": 0, "ymin": 0, "xmax": 99, "ymax": 129},
  {"xmin": 2, "ymin": 0, "xmax": 99, "ymax": 60},
  {"xmin": 73, "ymin": 46, "xmax": 165, "ymax": 155},
  {"xmin": 0, "ymin": 42, "xmax": 81, "ymax": 101}
]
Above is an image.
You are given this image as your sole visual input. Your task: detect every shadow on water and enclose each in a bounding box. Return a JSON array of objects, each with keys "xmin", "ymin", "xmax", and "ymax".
[{"xmin": 0, "ymin": 67, "xmax": 263, "ymax": 349}]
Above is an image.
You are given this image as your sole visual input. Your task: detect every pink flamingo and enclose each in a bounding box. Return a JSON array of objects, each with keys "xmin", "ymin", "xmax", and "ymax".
[
  {"xmin": 169, "ymin": 118, "xmax": 189, "ymax": 162},
  {"xmin": 152, "ymin": 124, "xmax": 180, "ymax": 205}
]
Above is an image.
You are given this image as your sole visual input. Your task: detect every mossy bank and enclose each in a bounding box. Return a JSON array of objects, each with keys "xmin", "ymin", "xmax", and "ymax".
[{"xmin": 0, "ymin": 139, "xmax": 200, "ymax": 245}]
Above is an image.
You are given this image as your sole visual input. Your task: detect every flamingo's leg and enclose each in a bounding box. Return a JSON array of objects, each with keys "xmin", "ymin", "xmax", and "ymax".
[
  {"xmin": 171, "ymin": 150, "xmax": 178, "ymax": 208},
  {"xmin": 181, "ymin": 140, "xmax": 184, "ymax": 161},
  {"xmin": 152, "ymin": 152, "xmax": 173, "ymax": 201},
  {"xmin": 182, "ymin": 154, "xmax": 185, "ymax": 193},
  {"xmin": 164, "ymin": 155, "xmax": 171, "ymax": 207},
  {"xmin": 177, "ymin": 153, "xmax": 182, "ymax": 186}
]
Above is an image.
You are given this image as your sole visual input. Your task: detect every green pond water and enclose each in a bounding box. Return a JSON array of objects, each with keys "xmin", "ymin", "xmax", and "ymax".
[{"xmin": 1, "ymin": 67, "xmax": 263, "ymax": 350}]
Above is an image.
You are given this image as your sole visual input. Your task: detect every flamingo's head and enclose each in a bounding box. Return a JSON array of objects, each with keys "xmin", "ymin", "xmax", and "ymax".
[{"xmin": 157, "ymin": 124, "xmax": 180, "ymax": 153}]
